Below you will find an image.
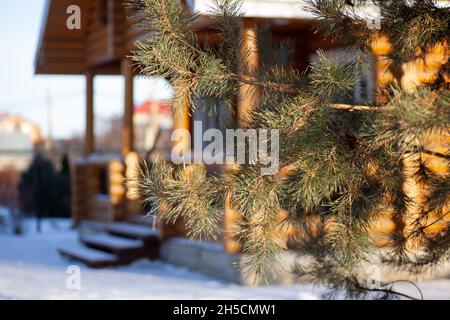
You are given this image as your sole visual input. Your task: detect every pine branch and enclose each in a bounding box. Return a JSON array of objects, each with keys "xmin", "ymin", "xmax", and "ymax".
[
  {"xmin": 330, "ymin": 104, "xmax": 394, "ymax": 112},
  {"xmin": 130, "ymin": 0, "xmax": 450, "ymax": 299},
  {"xmin": 353, "ymin": 280, "xmax": 423, "ymax": 300}
]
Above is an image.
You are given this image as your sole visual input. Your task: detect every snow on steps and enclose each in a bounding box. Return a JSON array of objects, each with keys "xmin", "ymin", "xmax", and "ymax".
[
  {"xmin": 79, "ymin": 219, "xmax": 159, "ymax": 241},
  {"xmin": 80, "ymin": 233, "xmax": 144, "ymax": 253},
  {"xmin": 58, "ymin": 219, "xmax": 161, "ymax": 268},
  {"xmin": 58, "ymin": 243, "xmax": 117, "ymax": 268},
  {"xmin": 126, "ymin": 215, "xmax": 157, "ymax": 227},
  {"xmin": 106, "ymin": 222, "xmax": 159, "ymax": 240}
]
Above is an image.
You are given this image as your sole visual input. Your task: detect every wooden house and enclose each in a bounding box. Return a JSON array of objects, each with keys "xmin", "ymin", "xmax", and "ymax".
[
  {"xmin": 35, "ymin": 0, "xmax": 447, "ymax": 283},
  {"xmin": 34, "ymin": 0, "xmax": 338, "ymax": 281},
  {"xmin": 0, "ymin": 113, "xmax": 42, "ymax": 171}
]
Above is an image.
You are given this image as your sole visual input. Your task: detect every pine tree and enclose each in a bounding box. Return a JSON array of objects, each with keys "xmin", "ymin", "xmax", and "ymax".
[{"xmin": 128, "ymin": 0, "xmax": 449, "ymax": 299}]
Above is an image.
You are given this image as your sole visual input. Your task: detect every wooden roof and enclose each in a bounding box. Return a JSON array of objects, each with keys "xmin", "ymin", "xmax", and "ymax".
[
  {"xmin": 35, "ymin": 0, "xmax": 90, "ymax": 74},
  {"xmin": 35, "ymin": 0, "xmax": 137, "ymax": 75}
]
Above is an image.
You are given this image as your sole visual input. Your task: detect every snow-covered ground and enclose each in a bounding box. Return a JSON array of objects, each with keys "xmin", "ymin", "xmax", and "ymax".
[{"xmin": 0, "ymin": 218, "xmax": 449, "ymax": 300}]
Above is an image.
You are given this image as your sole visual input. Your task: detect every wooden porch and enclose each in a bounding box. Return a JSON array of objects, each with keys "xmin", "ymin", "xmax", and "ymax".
[{"xmin": 34, "ymin": 0, "xmax": 338, "ymax": 259}]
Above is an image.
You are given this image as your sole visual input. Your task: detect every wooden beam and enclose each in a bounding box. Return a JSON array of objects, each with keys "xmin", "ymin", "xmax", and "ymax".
[
  {"xmin": 370, "ymin": 35, "xmax": 394, "ymax": 104},
  {"xmin": 43, "ymin": 41, "xmax": 85, "ymax": 50},
  {"xmin": 70, "ymin": 161, "xmax": 90, "ymax": 226},
  {"xmin": 121, "ymin": 57, "xmax": 134, "ymax": 155},
  {"xmin": 84, "ymin": 71, "xmax": 95, "ymax": 156},
  {"xmin": 223, "ymin": 18, "xmax": 261, "ymax": 254},
  {"xmin": 237, "ymin": 18, "xmax": 259, "ymax": 125},
  {"xmin": 160, "ymin": 88, "xmax": 191, "ymax": 240},
  {"xmin": 36, "ymin": 62, "xmax": 87, "ymax": 75},
  {"xmin": 224, "ymin": 191, "xmax": 243, "ymax": 254},
  {"xmin": 171, "ymin": 92, "xmax": 191, "ymax": 156}
]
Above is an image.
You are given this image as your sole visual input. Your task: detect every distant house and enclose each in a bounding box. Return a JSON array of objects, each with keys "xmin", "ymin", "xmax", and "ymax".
[
  {"xmin": 0, "ymin": 114, "xmax": 42, "ymax": 171},
  {"xmin": 134, "ymin": 100, "xmax": 172, "ymax": 154}
]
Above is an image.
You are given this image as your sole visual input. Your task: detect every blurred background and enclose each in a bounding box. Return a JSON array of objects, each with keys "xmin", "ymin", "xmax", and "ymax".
[{"xmin": 0, "ymin": 0, "xmax": 173, "ymax": 227}]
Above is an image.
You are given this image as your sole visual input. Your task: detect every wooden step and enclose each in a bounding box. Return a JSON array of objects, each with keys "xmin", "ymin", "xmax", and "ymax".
[
  {"xmin": 80, "ymin": 233, "xmax": 144, "ymax": 254},
  {"xmin": 79, "ymin": 220, "xmax": 109, "ymax": 232},
  {"xmin": 106, "ymin": 222, "xmax": 159, "ymax": 241},
  {"xmin": 58, "ymin": 244, "xmax": 117, "ymax": 268},
  {"xmin": 127, "ymin": 215, "xmax": 157, "ymax": 227}
]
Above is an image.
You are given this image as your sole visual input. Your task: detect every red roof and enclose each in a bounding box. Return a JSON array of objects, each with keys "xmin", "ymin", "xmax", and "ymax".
[
  {"xmin": 134, "ymin": 100, "xmax": 172, "ymax": 115},
  {"xmin": 0, "ymin": 112, "xmax": 9, "ymax": 122}
]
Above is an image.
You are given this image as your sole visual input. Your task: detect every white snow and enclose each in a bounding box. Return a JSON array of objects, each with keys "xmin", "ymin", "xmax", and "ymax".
[
  {"xmin": 0, "ymin": 218, "xmax": 322, "ymax": 300},
  {"xmin": 80, "ymin": 233, "xmax": 143, "ymax": 250},
  {"xmin": 0, "ymin": 217, "xmax": 449, "ymax": 300},
  {"xmin": 189, "ymin": 0, "xmax": 316, "ymax": 20}
]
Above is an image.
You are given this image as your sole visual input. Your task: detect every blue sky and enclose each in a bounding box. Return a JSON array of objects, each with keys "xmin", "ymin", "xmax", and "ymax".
[{"xmin": 0, "ymin": 0, "xmax": 172, "ymax": 139}]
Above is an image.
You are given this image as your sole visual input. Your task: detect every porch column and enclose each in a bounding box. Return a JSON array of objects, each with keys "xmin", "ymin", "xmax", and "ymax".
[
  {"xmin": 121, "ymin": 57, "xmax": 134, "ymax": 156},
  {"xmin": 160, "ymin": 91, "xmax": 191, "ymax": 239},
  {"xmin": 171, "ymin": 92, "xmax": 191, "ymax": 156},
  {"xmin": 224, "ymin": 18, "xmax": 260, "ymax": 254},
  {"xmin": 237, "ymin": 18, "xmax": 259, "ymax": 125},
  {"xmin": 84, "ymin": 71, "xmax": 94, "ymax": 156},
  {"xmin": 370, "ymin": 35, "xmax": 394, "ymax": 104}
]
